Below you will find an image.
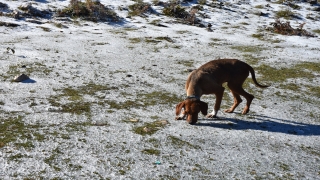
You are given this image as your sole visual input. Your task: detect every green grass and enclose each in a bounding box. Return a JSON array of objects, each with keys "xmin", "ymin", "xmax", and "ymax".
[
  {"xmin": 48, "ymin": 83, "xmax": 120, "ymax": 116},
  {"xmin": 251, "ymin": 33, "xmax": 264, "ymax": 40},
  {"xmin": 177, "ymin": 60, "xmax": 194, "ymax": 67},
  {"xmin": 4, "ymin": 63, "xmax": 52, "ymax": 81},
  {"xmin": 254, "ymin": 4, "xmax": 264, "ymax": 9},
  {"xmin": 58, "ymin": 0, "xmax": 119, "ymax": 22},
  {"xmin": 257, "ymin": 62, "xmax": 320, "ymax": 108},
  {"xmin": 242, "ymin": 54, "xmax": 261, "ymax": 66},
  {"xmin": 142, "ymin": 149, "xmax": 161, "ymax": 155},
  {"xmin": 133, "ymin": 120, "xmax": 169, "ymax": 136},
  {"xmin": 275, "ymin": 9, "xmax": 295, "ymax": 20},
  {"xmin": 128, "ymin": 1, "xmax": 151, "ymax": 16},
  {"xmin": 255, "ymin": 62, "xmax": 318, "ymax": 83},
  {"xmin": 129, "ymin": 37, "xmax": 142, "ymax": 43},
  {"xmin": 208, "ymin": 38, "xmax": 224, "ymax": 47},
  {"xmin": 0, "ymin": 116, "xmax": 44, "ymax": 149},
  {"xmin": 167, "ymin": 136, "xmax": 200, "ymax": 149},
  {"xmin": 313, "ymin": 29, "xmax": 320, "ymax": 34},
  {"xmin": 163, "ymin": 5, "xmax": 188, "ymax": 18},
  {"xmin": 176, "ymin": 30, "xmax": 190, "ymax": 34},
  {"xmin": 231, "ymin": 45, "xmax": 265, "ymax": 53},
  {"xmin": 107, "ymin": 91, "xmax": 181, "ymax": 110}
]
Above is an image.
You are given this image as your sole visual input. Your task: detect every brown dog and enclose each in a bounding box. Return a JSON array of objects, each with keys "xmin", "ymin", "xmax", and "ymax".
[{"xmin": 175, "ymin": 59, "xmax": 269, "ymax": 124}]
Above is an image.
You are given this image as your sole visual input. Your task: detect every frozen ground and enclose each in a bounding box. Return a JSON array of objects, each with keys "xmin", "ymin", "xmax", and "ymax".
[{"xmin": 0, "ymin": 0, "xmax": 320, "ymax": 179}]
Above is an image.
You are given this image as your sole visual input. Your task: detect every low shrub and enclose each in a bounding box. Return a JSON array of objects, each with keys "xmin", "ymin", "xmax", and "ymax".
[
  {"xmin": 163, "ymin": 4, "xmax": 189, "ymax": 19},
  {"xmin": 128, "ymin": 2, "xmax": 154, "ymax": 16},
  {"xmin": 57, "ymin": 0, "xmax": 120, "ymax": 22},
  {"xmin": 275, "ymin": 9, "xmax": 295, "ymax": 19},
  {"xmin": 267, "ymin": 19, "xmax": 317, "ymax": 37}
]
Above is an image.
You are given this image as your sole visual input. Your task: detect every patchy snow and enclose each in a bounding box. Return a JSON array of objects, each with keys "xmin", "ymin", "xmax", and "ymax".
[{"xmin": 0, "ymin": 0, "xmax": 320, "ymax": 179}]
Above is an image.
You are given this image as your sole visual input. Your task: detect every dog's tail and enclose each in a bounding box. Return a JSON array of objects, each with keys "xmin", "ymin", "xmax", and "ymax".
[{"xmin": 246, "ymin": 64, "xmax": 269, "ymax": 88}]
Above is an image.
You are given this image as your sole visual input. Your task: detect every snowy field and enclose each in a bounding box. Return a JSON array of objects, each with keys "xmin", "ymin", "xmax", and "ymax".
[{"xmin": 0, "ymin": 0, "xmax": 320, "ymax": 179}]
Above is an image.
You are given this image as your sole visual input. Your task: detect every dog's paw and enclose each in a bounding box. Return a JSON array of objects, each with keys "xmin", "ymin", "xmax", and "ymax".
[
  {"xmin": 206, "ymin": 114, "xmax": 217, "ymax": 118},
  {"xmin": 242, "ymin": 107, "xmax": 250, "ymax": 115},
  {"xmin": 224, "ymin": 109, "xmax": 234, "ymax": 113}
]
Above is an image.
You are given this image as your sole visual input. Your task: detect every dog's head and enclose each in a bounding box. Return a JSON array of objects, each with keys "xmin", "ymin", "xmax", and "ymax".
[{"xmin": 175, "ymin": 99, "xmax": 208, "ymax": 124}]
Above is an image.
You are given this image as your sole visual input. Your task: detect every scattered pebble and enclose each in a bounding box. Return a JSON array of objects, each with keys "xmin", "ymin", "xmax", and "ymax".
[
  {"xmin": 143, "ymin": 127, "xmax": 153, "ymax": 132},
  {"xmin": 156, "ymin": 120, "xmax": 169, "ymax": 126},
  {"xmin": 185, "ymin": 69, "xmax": 193, "ymax": 72},
  {"xmin": 130, "ymin": 119, "xmax": 139, "ymax": 122}
]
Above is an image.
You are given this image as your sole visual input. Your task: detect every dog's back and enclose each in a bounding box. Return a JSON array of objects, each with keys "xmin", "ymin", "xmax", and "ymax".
[{"xmin": 193, "ymin": 59, "xmax": 249, "ymax": 85}]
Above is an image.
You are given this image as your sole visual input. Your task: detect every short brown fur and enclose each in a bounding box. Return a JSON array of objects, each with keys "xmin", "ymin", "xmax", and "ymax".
[{"xmin": 175, "ymin": 59, "xmax": 268, "ymax": 124}]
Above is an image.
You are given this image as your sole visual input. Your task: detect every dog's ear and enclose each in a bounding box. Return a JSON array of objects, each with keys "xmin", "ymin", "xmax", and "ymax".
[
  {"xmin": 175, "ymin": 101, "xmax": 185, "ymax": 116},
  {"xmin": 200, "ymin": 101, "xmax": 208, "ymax": 116}
]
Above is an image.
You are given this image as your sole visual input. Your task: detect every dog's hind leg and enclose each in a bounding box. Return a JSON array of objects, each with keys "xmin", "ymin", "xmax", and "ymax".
[
  {"xmin": 227, "ymin": 83, "xmax": 254, "ymax": 114},
  {"xmin": 224, "ymin": 89, "xmax": 242, "ymax": 113}
]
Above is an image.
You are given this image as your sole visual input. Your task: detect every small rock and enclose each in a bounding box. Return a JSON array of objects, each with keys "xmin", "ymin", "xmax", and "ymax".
[
  {"xmin": 156, "ymin": 120, "xmax": 169, "ymax": 126},
  {"xmin": 143, "ymin": 127, "xmax": 153, "ymax": 132},
  {"xmin": 13, "ymin": 10, "xmax": 20, "ymax": 19},
  {"xmin": 185, "ymin": 69, "xmax": 195, "ymax": 72},
  {"xmin": 13, "ymin": 74, "xmax": 30, "ymax": 82},
  {"xmin": 130, "ymin": 119, "xmax": 139, "ymax": 122}
]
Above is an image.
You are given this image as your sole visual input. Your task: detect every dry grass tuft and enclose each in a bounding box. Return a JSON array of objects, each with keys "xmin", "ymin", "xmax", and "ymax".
[
  {"xmin": 128, "ymin": 2, "xmax": 154, "ymax": 16},
  {"xmin": 57, "ymin": 0, "xmax": 120, "ymax": 22},
  {"xmin": 268, "ymin": 19, "xmax": 317, "ymax": 37}
]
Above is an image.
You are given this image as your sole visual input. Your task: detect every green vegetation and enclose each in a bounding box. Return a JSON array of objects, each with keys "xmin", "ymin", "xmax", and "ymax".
[
  {"xmin": 108, "ymin": 91, "xmax": 181, "ymax": 110},
  {"xmin": 4, "ymin": 63, "xmax": 52, "ymax": 81},
  {"xmin": 177, "ymin": 60, "xmax": 194, "ymax": 67},
  {"xmin": 130, "ymin": 36, "xmax": 175, "ymax": 44},
  {"xmin": 256, "ymin": 62, "xmax": 319, "ymax": 83},
  {"xmin": 0, "ymin": 116, "xmax": 43, "ymax": 149},
  {"xmin": 257, "ymin": 62, "xmax": 320, "ymax": 106},
  {"xmin": 242, "ymin": 54, "xmax": 261, "ymax": 66},
  {"xmin": 128, "ymin": 1, "xmax": 152, "ymax": 16},
  {"xmin": 198, "ymin": 0, "xmax": 207, "ymax": 5},
  {"xmin": 167, "ymin": 136, "xmax": 200, "ymax": 149},
  {"xmin": 133, "ymin": 120, "xmax": 169, "ymax": 136},
  {"xmin": 313, "ymin": 29, "xmax": 320, "ymax": 34},
  {"xmin": 275, "ymin": 9, "xmax": 295, "ymax": 19},
  {"xmin": 268, "ymin": 19, "xmax": 316, "ymax": 37},
  {"xmin": 57, "ymin": 0, "xmax": 119, "ymax": 22},
  {"xmin": 142, "ymin": 148, "xmax": 161, "ymax": 155},
  {"xmin": 231, "ymin": 45, "xmax": 265, "ymax": 53},
  {"xmin": 163, "ymin": 5, "xmax": 189, "ymax": 18},
  {"xmin": 48, "ymin": 83, "xmax": 120, "ymax": 115},
  {"xmin": 208, "ymin": 38, "xmax": 224, "ymax": 47},
  {"xmin": 278, "ymin": 162, "xmax": 290, "ymax": 171},
  {"xmin": 251, "ymin": 33, "xmax": 264, "ymax": 40},
  {"xmin": 254, "ymin": 4, "xmax": 264, "ymax": 9}
]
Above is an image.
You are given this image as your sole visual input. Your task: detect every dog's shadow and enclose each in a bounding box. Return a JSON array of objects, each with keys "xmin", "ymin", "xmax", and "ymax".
[{"xmin": 195, "ymin": 114, "xmax": 320, "ymax": 136}]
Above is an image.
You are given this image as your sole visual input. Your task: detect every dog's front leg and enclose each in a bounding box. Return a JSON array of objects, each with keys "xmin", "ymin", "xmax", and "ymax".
[
  {"xmin": 206, "ymin": 87, "xmax": 225, "ymax": 118},
  {"xmin": 207, "ymin": 109, "xmax": 218, "ymax": 118}
]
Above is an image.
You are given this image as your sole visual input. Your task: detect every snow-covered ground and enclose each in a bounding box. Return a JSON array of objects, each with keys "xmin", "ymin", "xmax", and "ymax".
[{"xmin": 0, "ymin": 0, "xmax": 320, "ymax": 179}]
